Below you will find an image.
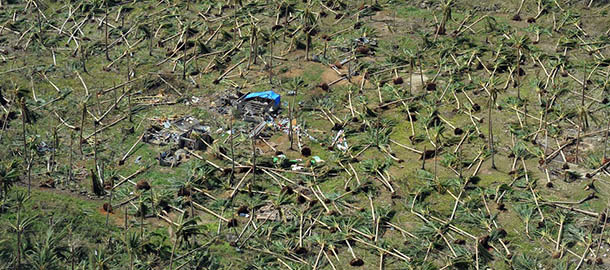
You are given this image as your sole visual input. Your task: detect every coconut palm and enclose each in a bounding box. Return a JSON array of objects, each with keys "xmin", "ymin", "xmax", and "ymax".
[
  {"xmin": 122, "ymin": 230, "xmax": 141, "ymax": 270},
  {"xmin": 514, "ymin": 204, "xmax": 535, "ymax": 238},
  {"xmin": 508, "ymin": 34, "xmax": 532, "ymax": 100},
  {"xmin": 25, "ymin": 226, "xmax": 67, "ymax": 270},
  {"xmin": 168, "ymin": 213, "xmax": 203, "ymax": 270},
  {"xmin": 88, "ymin": 246, "xmax": 112, "ymax": 270},
  {"xmin": 8, "ymin": 191, "xmax": 37, "ymax": 268},
  {"xmin": 437, "ymin": 0, "xmax": 455, "ymax": 35},
  {"xmin": 486, "ymin": 82, "xmax": 499, "ymax": 169},
  {"xmin": 299, "ymin": 4, "xmax": 318, "ymax": 61},
  {"xmin": 0, "ymin": 159, "xmax": 20, "ymax": 209},
  {"xmin": 137, "ymin": 22, "xmax": 153, "ymax": 57}
]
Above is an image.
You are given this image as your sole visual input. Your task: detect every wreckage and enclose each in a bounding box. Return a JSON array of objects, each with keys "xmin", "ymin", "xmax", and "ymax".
[
  {"xmin": 142, "ymin": 116, "xmax": 213, "ymax": 166},
  {"xmin": 237, "ymin": 90, "xmax": 281, "ymax": 123},
  {"xmin": 213, "ymin": 89, "xmax": 282, "ymax": 123}
]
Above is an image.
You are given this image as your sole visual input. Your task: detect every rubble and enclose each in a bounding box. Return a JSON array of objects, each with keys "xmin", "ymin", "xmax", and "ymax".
[
  {"xmin": 158, "ymin": 148, "xmax": 187, "ymax": 167},
  {"xmin": 143, "ymin": 116, "xmax": 213, "ymax": 151},
  {"xmin": 237, "ymin": 90, "xmax": 281, "ymax": 123}
]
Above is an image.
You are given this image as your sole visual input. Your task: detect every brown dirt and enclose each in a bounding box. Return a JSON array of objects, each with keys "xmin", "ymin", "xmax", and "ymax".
[
  {"xmin": 320, "ymin": 65, "xmax": 370, "ymax": 89},
  {"xmin": 282, "ymin": 67, "xmax": 304, "ymax": 78}
]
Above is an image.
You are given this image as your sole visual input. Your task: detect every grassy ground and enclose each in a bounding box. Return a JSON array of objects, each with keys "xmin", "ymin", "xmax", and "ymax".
[{"xmin": 1, "ymin": 0, "xmax": 610, "ymax": 269}]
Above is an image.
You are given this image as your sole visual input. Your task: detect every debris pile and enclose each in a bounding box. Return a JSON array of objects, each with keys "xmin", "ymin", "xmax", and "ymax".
[
  {"xmin": 142, "ymin": 116, "xmax": 213, "ymax": 166},
  {"xmin": 143, "ymin": 116, "xmax": 212, "ymax": 151},
  {"xmin": 211, "ymin": 89, "xmax": 245, "ymax": 115},
  {"xmin": 237, "ymin": 91, "xmax": 281, "ymax": 123}
]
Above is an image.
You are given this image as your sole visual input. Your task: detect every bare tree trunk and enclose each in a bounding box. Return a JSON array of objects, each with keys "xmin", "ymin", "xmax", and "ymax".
[
  {"xmin": 269, "ymin": 39, "xmax": 274, "ymax": 84},
  {"xmin": 250, "ymin": 138, "xmax": 256, "ymax": 197},
  {"xmin": 16, "ymin": 206, "xmax": 22, "ymax": 267},
  {"xmin": 409, "ymin": 60, "xmax": 414, "ymax": 95},
  {"xmin": 93, "ymin": 120, "xmax": 98, "ymax": 174},
  {"xmin": 51, "ymin": 127, "xmax": 57, "ymax": 173},
  {"xmin": 602, "ymin": 116, "xmax": 610, "ymax": 160},
  {"xmin": 289, "ymin": 102, "xmax": 294, "ymax": 150},
  {"xmin": 230, "ymin": 115, "xmax": 235, "ymax": 185},
  {"xmin": 169, "ymin": 234, "xmax": 178, "ymax": 270},
  {"xmin": 69, "ymin": 226, "xmax": 75, "ymax": 270},
  {"xmin": 575, "ymin": 65, "xmax": 587, "ymax": 164},
  {"xmin": 489, "ymin": 97, "xmax": 496, "ymax": 169},
  {"xmin": 79, "ymin": 103, "xmax": 86, "ymax": 155},
  {"xmin": 106, "ymin": 174, "xmax": 113, "ymax": 226},
  {"xmin": 418, "ymin": 56, "xmax": 425, "ymax": 89},
  {"xmin": 516, "ymin": 50, "xmax": 521, "ymax": 99},
  {"xmin": 305, "ymin": 33, "xmax": 311, "ymax": 61},
  {"xmin": 105, "ymin": 0, "xmax": 110, "ymax": 61},
  {"xmin": 20, "ymin": 98, "xmax": 30, "ymax": 195},
  {"xmin": 182, "ymin": 28, "xmax": 188, "ymax": 80},
  {"xmin": 69, "ymin": 131, "xmax": 73, "ymax": 183}
]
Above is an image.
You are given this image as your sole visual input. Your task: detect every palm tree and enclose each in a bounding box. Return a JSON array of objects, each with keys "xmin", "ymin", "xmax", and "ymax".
[
  {"xmin": 168, "ymin": 213, "xmax": 202, "ymax": 270},
  {"xmin": 89, "ymin": 246, "xmax": 112, "ymax": 270},
  {"xmin": 514, "ymin": 204, "xmax": 535, "ymax": 238},
  {"xmin": 8, "ymin": 192, "xmax": 38, "ymax": 268},
  {"xmin": 300, "ymin": 4, "xmax": 317, "ymax": 61},
  {"xmin": 25, "ymin": 226, "xmax": 67, "ymax": 270},
  {"xmin": 437, "ymin": 0, "xmax": 455, "ymax": 35},
  {"xmin": 137, "ymin": 23, "xmax": 153, "ymax": 57},
  {"xmin": 486, "ymin": 83, "xmax": 499, "ymax": 169},
  {"xmin": 0, "ymin": 159, "xmax": 20, "ymax": 210},
  {"xmin": 19, "ymin": 97, "xmax": 31, "ymax": 195},
  {"xmin": 122, "ymin": 230, "xmax": 141, "ymax": 270},
  {"xmin": 509, "ymin": 35, "xmax": 531, "ymax": 100}
]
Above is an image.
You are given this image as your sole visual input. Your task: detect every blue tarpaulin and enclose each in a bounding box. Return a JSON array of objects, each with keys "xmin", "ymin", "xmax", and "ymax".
[{"xmin": 243, "ymin": 91, "xmax": 281, "ymax": 107}]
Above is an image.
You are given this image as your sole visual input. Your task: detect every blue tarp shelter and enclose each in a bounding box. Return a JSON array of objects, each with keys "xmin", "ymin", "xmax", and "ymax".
[{"xmin": 243, "ymin": 90, "xmax": 281, "ymax": 108}]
